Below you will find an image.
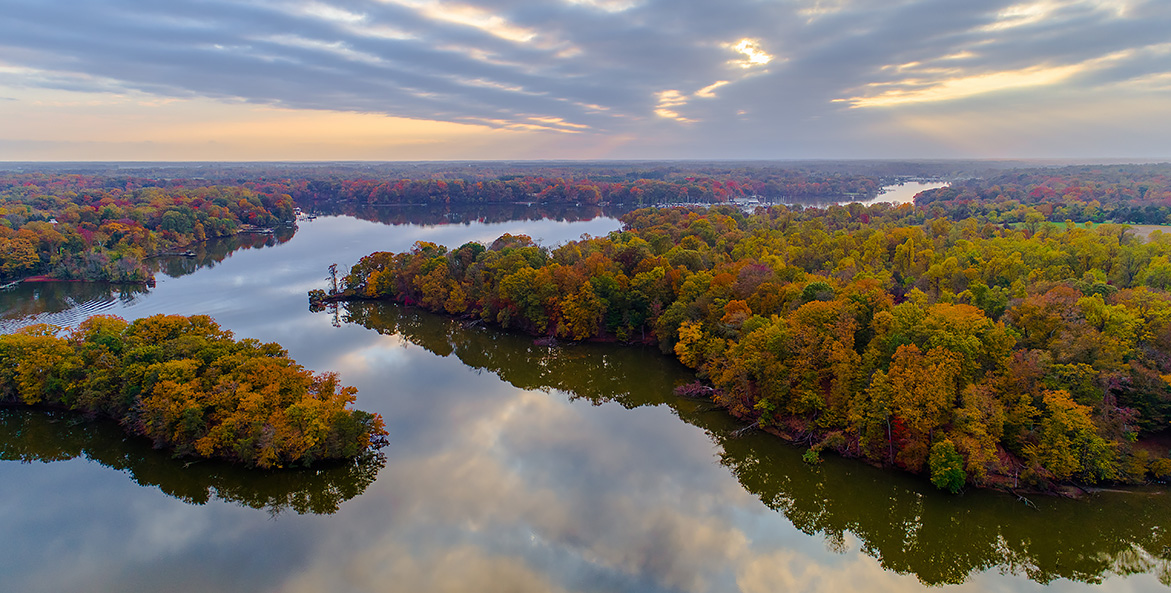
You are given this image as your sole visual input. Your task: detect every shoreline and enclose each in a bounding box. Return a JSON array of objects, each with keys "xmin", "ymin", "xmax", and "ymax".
[
  {"xmin": 314, "ymin": 293, "xmax": 1167, "ymax": 498},
  {"xmin": 2, "ymin": 222, "xmax": 294, "ymax": 288}
]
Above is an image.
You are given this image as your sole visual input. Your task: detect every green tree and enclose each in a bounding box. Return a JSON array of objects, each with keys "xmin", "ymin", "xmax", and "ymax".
[{"xmin": 929, "ymin": 439, "xmax": 966, "ymax": 493}]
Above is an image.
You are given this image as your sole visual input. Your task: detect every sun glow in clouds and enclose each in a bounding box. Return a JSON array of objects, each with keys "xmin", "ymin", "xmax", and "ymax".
[
  {"xmin": 564, "ymin": 0, "xmax": 641, "ymax": 12},
  {"xmin": 841, "ymin": 64, "xmax": 1084, "ymax": 107},
  {"xmin": 378, "ymin": 0, "xmax": 538, "ymax": 43},
  {"xmin": 652, "ymin": 37, "xmax": 774, "ymax": 122},
  {"xmin": 654, "ymin": 89, "xmax": 694, "ymax": 122},
  {"xmin": 728, "ymin": 39, "xmax": 773, "ymax": 69},
  {"xmin": 1, "ymin": 0, "xmax": 1167, "ymax": 160},
  {"xmin": 841, "ymin": 48, "xmax": 1147, "ymax": 108},
  {"xmin": 695, "ymin": 80, "xmax": 731, "ymax": 98}
]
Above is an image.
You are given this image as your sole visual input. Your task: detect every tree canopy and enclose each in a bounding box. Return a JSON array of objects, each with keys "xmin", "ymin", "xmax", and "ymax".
[
  {"xmin": 1, "ymin": 175, "xmax": 294, "ymax": 282},
  {"xmin": 0, "ymin": 314, "xmax": 387, "ymax": 468},
  {"xmin": 320, "ymin": 201, "xmax": 1171, "ymax": 490}
]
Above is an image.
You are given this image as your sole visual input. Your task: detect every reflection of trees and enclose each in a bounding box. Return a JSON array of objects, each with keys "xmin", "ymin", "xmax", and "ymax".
[
  {"xmin": 0, "ymin": 282, "xmax": 149, "ymax": 323},
  {"xmin": 0, "ymin": 228, "xmax": 296, "ymax": 328},
  {"xmin": 341, "ymin": 301, "xmax": 685, "ymax": 408},
  {"xmin": 718, "ymin": 433, "xmax": 1171, "ymax": 586},
  {"xmin": 305, "ymin": 202, "xmax": 631, "ymax": 227},
  {"xmin": 0, "ymin": 409, "xmax": 383, "ymax": 515},
  {"xmin": 337, "ymin": 301, "xmax": 1171, "ymax": 587},
  {"xmin": 146, "ymin": 226, "xmax": 296, "ymax": 279}
]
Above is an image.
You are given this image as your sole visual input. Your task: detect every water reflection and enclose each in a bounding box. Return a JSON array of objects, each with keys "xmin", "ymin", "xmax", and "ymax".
[
  {"xmin": 780, "ymin": 182, "xmax": 949, "ymax": 209},
  {"xmin": 0, "ymin": 409, "xmax": 383, "ymax": 515},
  {"xmin": 145, "ymin": 225, "xmax": 297, "ymax": 279},
  {"xmin": 341, "ymin": 301, "xmax": 688, "ymax": 408},
  {"xmin": 4, "ymin": 209, "xmax": 1170, "ymax": 592},
  {"xmin": 0, "ymin": 281, "xmax": 149, "ymax": 329},
  {"xmin": 721, "ymin": 432, "xmax": 1171, "ymax": 586},
  {"xmin": 339, "ymin": 301, "xmax": 1171, "ymax": 587},
  {"xmin": 307, "ymin": 202, "xmax": 632, "ymax": 227},
  {"xmin": 0, "ymin": 227, "xmax": 296, "ymax": 331}
]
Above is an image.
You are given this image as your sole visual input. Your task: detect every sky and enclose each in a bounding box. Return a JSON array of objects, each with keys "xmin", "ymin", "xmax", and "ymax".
[{"xmin": 0, "ymin": 0, "xmax": 1169, "ymax": 161}]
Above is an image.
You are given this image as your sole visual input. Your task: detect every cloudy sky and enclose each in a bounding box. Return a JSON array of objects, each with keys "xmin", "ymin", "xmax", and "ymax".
[{"xmin": 1, "ymin": 0, "xmax": 1169, "ymax": 161}]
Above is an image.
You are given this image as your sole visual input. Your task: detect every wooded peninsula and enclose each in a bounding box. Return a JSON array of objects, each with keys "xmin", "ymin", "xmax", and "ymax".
[{"xmin": 313, "ymin": 164, "xmax": 1171, "ymax": 492}]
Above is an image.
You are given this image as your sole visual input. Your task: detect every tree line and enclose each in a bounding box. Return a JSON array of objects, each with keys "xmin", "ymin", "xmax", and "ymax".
[
  {"xmin": 316, "ymin": 202, "xmax": 1171, "ymax": 491},
  {"xmin": 1, "ymin": 175, "xmax": 295, "ymax": 282},
  {"xmin": 332, "ymin": 301, "xmax": 1171, "ymax": 586},
  {"xmin": 916, "ymin": 163, "xmax": 1171, "ymax": 224},
  {"xmin": 0, "ymin": 314, "xmax": 387, "ymax": 468},
  {"xmin": 275, "ymin": 172, "xmax": 882, "ymax": 206},
  {"xmin": 8, "ymin": 162, "xmax": 1171, "ymax": 285}
]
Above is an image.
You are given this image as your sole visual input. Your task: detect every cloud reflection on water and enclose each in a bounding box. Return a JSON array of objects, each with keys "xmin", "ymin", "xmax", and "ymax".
[{"xmin": 3, "ymin": 212, "xmax": 1169, "ymax": 593}]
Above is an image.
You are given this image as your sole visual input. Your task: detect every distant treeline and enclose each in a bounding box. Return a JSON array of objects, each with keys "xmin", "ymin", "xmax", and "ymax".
[
  {"xmin": 276, "ymin": 172, "xmax": 883, "ymax": 206},
  {"xmin": 0, "ymin": 314, "xmax": 387, "ymax": 468},
  {"xmin": 7, "ymin": 162, "xmax": 1171, "ymax": 284},
  {"xmin": 1, "ymin": 168, "xmax": 890, "ymax": 207},
  {"xmin": 1, "ymin": 174, "xmax": 294, "ymax": 282},
  {"xmin": 917, "ymin": 164, "xmax": 1171, "ymax": 224},
  {"xmin": 318, "ymin": 202, "xmax": 1171, "ymax": 492},
  {"xmin": 0, "ymin": 159, "xmax": 981, "ymax": 184},
  {"xmin": 312, "ymin": 202, "xmax": 626, "ymax": 227}
]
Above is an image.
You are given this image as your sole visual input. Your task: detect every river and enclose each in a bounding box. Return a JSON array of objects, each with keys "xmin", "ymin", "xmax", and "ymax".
[{"xmin": 2, "ymin": 200, "xmax": 1169, "ymax": 592}]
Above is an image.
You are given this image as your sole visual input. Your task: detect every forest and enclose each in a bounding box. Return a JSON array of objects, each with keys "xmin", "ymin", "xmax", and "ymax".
[
  {"xmin": 917, "ymin": 164, "xmax": 1171, "ymax": 224},
  {"xmin": 273, "ymin": 169, "xmax": 883, "ymax": 206},
  {"xmin": 7, "ymin": 163, "xmax": 1171, "ymax": 284},
  {"xmin": 8, "ymin": 163, "xmax": 1171, "ymax": 488},
  {"xmin": 327, "ymin": 302, "xmax": 1171, "ymax": 585},
  {"xmin": 0, "ymin": 314, "xmax": 388, "ymax": 468},
  {"xmin": 317, "ymin": 200, "xmax": 1171, "ymax": 492},
  {"xmin": 0, "ymin": 174, "xmax": 295, "ymax": 283}
]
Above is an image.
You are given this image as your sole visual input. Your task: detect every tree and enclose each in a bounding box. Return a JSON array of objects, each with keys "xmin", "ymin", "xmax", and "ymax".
[
  {"xmin": 1029, "ymin": 390, "xmax": 1117, "ymax": 483},
  {"xmin": 929, "ymin": 439, "xmax": 966, "ymax": 493},
  {"xmin": 560, "ymin": 281, "xmax": 605, "ymax": 340}
]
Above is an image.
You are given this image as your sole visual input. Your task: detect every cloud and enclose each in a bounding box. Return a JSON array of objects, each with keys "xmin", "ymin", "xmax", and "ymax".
[
  {"xmin": 0, "ymin": 0, "xmax": 1168, "ymax": 158},
  {"xmin": 840, "ymin": 61, "xmax": 1090, "ymax": 108},
  {"xmin": 979, "ymin": 0, "xmax": 1136, "ymax": 32},
  {"xmin": 377, "ymin": 0, "xmax": 541, "ymax": 44},
  {"xmin": 727, "ymin": 38, "xmax": 774, "ymax": 69}
]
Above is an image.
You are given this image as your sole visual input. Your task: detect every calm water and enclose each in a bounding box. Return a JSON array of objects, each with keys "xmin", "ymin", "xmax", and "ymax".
[
  {"xmin": 779, "ymin": 181, "xmax": 949, "ymax": 208},
  {"xmin": 2, "ymin": 202, "xmax": 1169, "ymax": 592},
  {"xmin": 865, "ymin": 181, "xmax": 950, "ymax": 205}
]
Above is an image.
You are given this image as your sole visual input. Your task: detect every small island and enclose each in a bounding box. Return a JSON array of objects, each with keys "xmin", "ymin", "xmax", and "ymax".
[{"xmin": 0, "ymin": 314, "xmax": 387, "ymax": 468}]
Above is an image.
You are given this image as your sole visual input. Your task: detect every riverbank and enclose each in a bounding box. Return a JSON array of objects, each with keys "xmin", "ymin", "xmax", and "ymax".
[
  {"xmin": 318, "ymin": 292, "xmax": 1171, "ymax": 496},
  {"xmin": 724, "ymin": 398, "xmax": 1158, "ymax": 499},
  {"xmin": 2, "ymin": 223, "xmax": 293, "ymax": 288},
  {"xmin": 312, "ymin": 204, "xmax": 1171, "ymax": 494},
  {"xmin": 3, "ymin": 275, "xmax": 155, "ymax": 289}
]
